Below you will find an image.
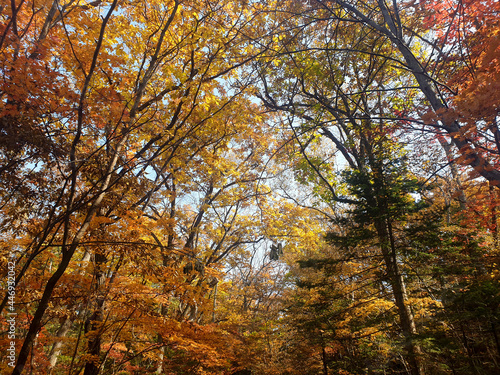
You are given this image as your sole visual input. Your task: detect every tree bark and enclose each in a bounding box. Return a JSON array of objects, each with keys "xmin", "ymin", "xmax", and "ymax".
[
  {"xmin": 375, "ymin": 218, "xmax": 423, "ymax": 375},
  {"xmin": 13, "ymin": 251, "xmax": 73, "ymax": 375},
  {"xmin": 47, "ymin": 316, "xmax": 72, "ymax": 373},
  {"xmin": 83, "ymin": 251, "xmax": 107, "ymax": 375},
  {"xmin": 367, "ymin": 158, "xmax": 423, "ymax": 375}
]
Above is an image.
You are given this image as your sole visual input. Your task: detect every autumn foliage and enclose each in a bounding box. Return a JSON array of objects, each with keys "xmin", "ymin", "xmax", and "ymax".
[{"xmin": 1, "ymin": 0, "xmax": 500, "ymax": 374}]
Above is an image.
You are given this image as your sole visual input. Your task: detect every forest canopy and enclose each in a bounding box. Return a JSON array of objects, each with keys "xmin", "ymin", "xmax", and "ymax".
[{"xmin": 1, "ymin": 0, "xmax": 499, "ymax": 374}]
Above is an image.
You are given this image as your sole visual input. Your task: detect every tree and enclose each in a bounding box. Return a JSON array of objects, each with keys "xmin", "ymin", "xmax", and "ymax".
[
  {"xmin": 256, "ymin": 4, "xmax": 433, "ymax": 370},
  {"xmin": 0, "ymin": 0, "xmax": 280, "ymax": 373},
  {"xmin": 316, "ymin": 0, "xmax": 500, "ymax": 185}
]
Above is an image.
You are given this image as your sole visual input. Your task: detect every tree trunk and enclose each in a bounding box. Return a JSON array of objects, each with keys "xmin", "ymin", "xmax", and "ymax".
[
  {"xmin": 83, "ymin": 251, "xmax": 107, "ymax": 375},
  {"xmin": 13, "ymin": 250, "xmax": 73, "ymax": 375},
  {"xmin": 374, "ymin": 217, "xmax": 423, "ymax": 375},
  {"xmin": 47, "ymin": 250, "xmax": 91, "ymax": 372},
  {"xmin": 47, "ymin": 316, "xmax": 72, "ymax": 373}
]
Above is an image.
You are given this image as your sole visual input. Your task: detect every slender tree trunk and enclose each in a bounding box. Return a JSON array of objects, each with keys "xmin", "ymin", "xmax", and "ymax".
[
  {"xmin": 156, "ymin": 328, "xmax": 166, "ymax": 374},
  {"xmin": 460, "ymin": 324, "xmax": 481, "ymax": 375},
  {"xmin": 47, "ymin": 250, "xmax": 91, "ymax": 372},
  {"xmin": 13, "ymin": 251, "xmax": 73, "ymax": 375},
  {"xmin": 212, "ymin": 282, "xmax": 218, "ymax": 323},
  {"xmin": 83, "ymin": 251, "xmax": 107, "ymax": 375},
  {"xmin": 492, "ymin": 321, "xmax": 500, "ymax": 360},
  {"xmin": 374, "ymin": 218, "xmax": 422, "ymax": 375},
  {"xmin": 321, "ymin": 336, "xmax": 328, "ymax": 375},
  {"xmin": 156, "ymin": 195, "xmax": 176, "ymax": 374},
  {"xmin": 47, "ymin": 316, "xmax": 72, "ymax": 373},
  {"xmin": 490, "ymin": 183, "xmax": 499, "ymax": 250}
]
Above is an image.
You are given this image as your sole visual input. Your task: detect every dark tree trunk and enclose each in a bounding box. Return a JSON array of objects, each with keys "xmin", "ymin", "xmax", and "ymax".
[{"xmin": 83, "ymin": 251, "xmax": 107, "ymax": 375}]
